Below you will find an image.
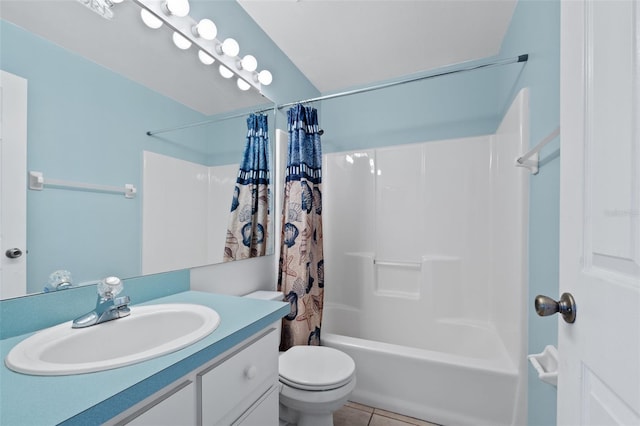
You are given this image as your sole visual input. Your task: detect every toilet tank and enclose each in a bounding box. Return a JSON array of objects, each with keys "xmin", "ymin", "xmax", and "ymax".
[{"xmin": 244, "ymin": 291, "xmax": 284, "ymax": 336}]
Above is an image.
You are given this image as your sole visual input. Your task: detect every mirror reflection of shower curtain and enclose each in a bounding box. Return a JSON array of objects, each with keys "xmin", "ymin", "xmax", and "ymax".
[
  {"xmin": 223, "ymin": 114, "xmax": 271, "ymax": 262},
  {"xmin": 278, "ymin": 104, "xmax": 324, "ymax": 350}
]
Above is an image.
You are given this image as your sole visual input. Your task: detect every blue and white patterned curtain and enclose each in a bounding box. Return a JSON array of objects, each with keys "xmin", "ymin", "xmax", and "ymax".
[
  {"xmin": 278, "ymin": 105, "xmax": 324, "ymax": 350},
  {"xmin": 224, "ymin": 114, "xmax": 271, "ymax": 261}
]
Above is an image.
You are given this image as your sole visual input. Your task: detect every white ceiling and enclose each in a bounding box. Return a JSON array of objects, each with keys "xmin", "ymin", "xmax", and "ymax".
[
  {"xmin": 1, "ymin": 0, "xmax": 517, "ymax": 115},
  {"xmin": 238, "ymin": 0, "xmax": 517, "ymax": 93}
]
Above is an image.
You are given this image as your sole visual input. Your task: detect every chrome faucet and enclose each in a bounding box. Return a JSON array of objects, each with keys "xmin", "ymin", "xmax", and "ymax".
[{"xmin": 72, "ymin": 277, "xmax": 131, "ymax": 328}]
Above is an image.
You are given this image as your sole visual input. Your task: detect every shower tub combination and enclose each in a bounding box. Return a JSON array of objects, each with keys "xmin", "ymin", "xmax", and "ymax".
[{"xmin": 322, "ymin": 90, "xmax": 530, "ymax": 426}]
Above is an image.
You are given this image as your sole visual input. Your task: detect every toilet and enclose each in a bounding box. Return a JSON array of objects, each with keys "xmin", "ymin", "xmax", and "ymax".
[{"xmin": 244, "ymin": 291, "xmax": 356, "ymax": 426}]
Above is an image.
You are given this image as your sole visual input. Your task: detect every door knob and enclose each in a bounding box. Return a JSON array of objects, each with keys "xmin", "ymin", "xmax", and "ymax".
[
  {"xmin": 5, "ymin": 248, "xmax": 23, "ymax": 259},
  {"xmin": 535, "ymin": 293, "xmax": 576, "ymax": 323}
]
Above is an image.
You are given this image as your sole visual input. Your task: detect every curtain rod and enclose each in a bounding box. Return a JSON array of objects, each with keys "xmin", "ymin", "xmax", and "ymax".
[
  {"xmin": 277, "ymin": 54, "xmax": 528, "ymax": 109},
  {"xmin": 515, "ymin": 126, "xmax": 560, "ymax": 175},
  {"xmin": 146, "ymin": 106, "xmax": 275, "ymax": 136},
  {"xmin": 517, "ymin": 126, "xmax": 560, "ymax": 164},
  {"xmin": 146, "ymin": 53, "xmax": 528, "ymax": 136}
]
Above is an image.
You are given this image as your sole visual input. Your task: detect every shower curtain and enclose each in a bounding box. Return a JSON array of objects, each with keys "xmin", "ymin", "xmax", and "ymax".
[
  {"xmin": 278, "ymin": 104, "xmax": 324, "ymax": 350},
  {"xmin": 224, "ymin": 113, "xmax": 270, "ymax": 262}
]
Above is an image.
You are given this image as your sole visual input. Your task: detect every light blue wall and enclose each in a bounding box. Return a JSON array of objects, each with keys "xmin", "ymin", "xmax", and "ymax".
[
  {"xmin": 318, "ymin": 60, "xmax": 511, "ymax": 153},
  {"xmin": 498, "ymin": 1, "xmax": 560, "ymax": 425}
]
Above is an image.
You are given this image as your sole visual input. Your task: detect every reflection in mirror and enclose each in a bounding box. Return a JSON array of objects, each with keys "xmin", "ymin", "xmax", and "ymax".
[{"xmin": 0, "ymin": 2, "xmax": 275, "ymax": 299}]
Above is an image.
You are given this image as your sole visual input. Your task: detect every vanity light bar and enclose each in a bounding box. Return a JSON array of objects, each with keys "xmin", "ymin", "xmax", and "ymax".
[
  {"xmin": 132, "ymin": 0, "xmax": 266, "ymax": 93},
  {"xmin": 76, "ymin": 0, "xmax": 118, "ymax": 20}
]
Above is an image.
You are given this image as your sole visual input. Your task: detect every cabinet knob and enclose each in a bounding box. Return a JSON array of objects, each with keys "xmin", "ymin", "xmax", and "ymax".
[{"xmin": 244, "ymin": 365, "xmax": 257, "ymax": 380}]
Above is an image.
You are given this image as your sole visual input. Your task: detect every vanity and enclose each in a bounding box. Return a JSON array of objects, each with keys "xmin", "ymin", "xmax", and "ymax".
[{"xmin": 0, "ymin": 291, "xmax": 289, "ymax": 425}]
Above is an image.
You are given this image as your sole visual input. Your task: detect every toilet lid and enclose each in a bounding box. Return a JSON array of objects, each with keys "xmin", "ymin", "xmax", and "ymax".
[{"xmin": 279, "ymin": 346, "xmax": 355, "ymax": 391}]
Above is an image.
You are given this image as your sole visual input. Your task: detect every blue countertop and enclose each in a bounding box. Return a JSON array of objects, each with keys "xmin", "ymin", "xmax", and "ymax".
[{"xmin": 0, "ymin": 291, "xmax": 288, "ymax": 426}]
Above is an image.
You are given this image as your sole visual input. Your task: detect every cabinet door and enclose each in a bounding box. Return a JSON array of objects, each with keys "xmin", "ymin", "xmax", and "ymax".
[
  {"xmin": 122, "ymin": 381, "xmax": 196, "ymax": 426},
  {"xmin": 200, "ymin": 330, "xmax": 279, "ymax": 425},
  {"xmin": 233, "ymin": 385, "xmax": 279, "ymax": 426}
]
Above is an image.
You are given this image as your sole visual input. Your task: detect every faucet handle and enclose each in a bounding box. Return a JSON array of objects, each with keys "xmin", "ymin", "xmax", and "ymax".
[{"xmin": 98, "ymin": 276, "xmax": 123, "ymax": 299}]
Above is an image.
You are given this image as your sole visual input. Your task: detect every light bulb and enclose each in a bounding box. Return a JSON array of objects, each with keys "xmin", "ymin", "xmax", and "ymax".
[
  {"xmin": 221, "ymin": 38, "xmax": 240, "ymax": 57},
  {"xmin": 237, "ymin": 78, "xmax": 251, "ymax": 91},
  {"xmin": 240, "ymin": 55, "xmax": 258, "ymax": 72},
  {"xmin": 164, "ymin": 0, "xmax": 189, "ymax": 17},
  {"xmin": 258, "ymin": 70, "xmax": 273, "ymax": 86},
  {"xmin": 193, "ymin": 19, "xmax": 217, "ymax": 40},
  {"xmin": 198, "ymin": 50, "xmax": 215, "ymax": 65},
  {"xmin": 219, "ymin": 65, "xmax": 234, "ymax": 79},
  {"xmin": 172, "ymin": 32, "xmax": 192, "ymax": 50},
  {"xmin": 140, "ymin": 9, "xmax": 163, "ymax": 29}
]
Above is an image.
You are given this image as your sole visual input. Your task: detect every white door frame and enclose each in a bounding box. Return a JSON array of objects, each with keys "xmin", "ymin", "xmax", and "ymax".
[{"xmin": 0, "ymin": 70, "xmax": 28, "ymax": 299}]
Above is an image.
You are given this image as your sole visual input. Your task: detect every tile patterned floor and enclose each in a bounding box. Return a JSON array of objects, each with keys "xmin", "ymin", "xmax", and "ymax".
[{"xmin": 333, "ymin": 402, "xmax": 441, "ymax": 426}]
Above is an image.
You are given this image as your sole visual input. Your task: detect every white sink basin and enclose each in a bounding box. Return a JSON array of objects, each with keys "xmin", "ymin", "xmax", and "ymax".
[{"xmin": 5, "ymin": 303, "xmax": 220, "ymax": 376}]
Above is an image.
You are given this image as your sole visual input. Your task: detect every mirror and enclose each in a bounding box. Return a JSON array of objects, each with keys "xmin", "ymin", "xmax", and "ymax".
[{"xmin": 0, "ymin": 1, "xmax": 276, "ymax": 299}]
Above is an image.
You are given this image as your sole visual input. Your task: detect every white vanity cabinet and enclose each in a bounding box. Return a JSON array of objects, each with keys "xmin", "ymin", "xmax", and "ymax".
[
  {"xmin": 108, "ymin": 328, "xmax": 279, "ymax": 426},
  {"xmin": 199, "ymin": 327, "xmax": 279, "ymax": 425},
  {"xmin": 121, "ymin": 381, "xmax": 197, "ymax": 426}
]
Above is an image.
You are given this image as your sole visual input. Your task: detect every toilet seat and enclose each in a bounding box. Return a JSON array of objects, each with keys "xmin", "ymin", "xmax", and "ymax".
[{"xmin": 279, "ymin": 346, "xmax": 356, "ymax": 391}]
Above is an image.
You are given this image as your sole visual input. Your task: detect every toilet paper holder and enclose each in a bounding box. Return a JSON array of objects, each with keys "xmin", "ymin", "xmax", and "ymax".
[{"xmin": 528, "ymin": 345, "xmax": 558, "ymax": 387}]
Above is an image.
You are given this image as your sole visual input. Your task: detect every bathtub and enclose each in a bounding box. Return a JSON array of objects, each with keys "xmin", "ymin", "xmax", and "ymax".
[
  {"xmin": 322, "ymin": 320, "xmax": 521, "ymax": 426},
  {"xmin": 321, "ymin": 90, "xmax": 530, "ymax": 425}
]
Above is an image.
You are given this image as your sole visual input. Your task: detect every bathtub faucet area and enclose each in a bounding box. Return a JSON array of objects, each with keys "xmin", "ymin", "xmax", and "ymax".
[{"xmin": 72, "ymin": 277, "xmax": 130, "ymax": 328}]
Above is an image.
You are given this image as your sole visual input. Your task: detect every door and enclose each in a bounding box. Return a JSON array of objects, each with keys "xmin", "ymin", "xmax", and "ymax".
[
  {"xmin": 559, "ymin": 0, "xmax": 640, "ymax": 424},
  {"xmin": 0, "ymin": 70, "xmax": 28, "ymax": 299}
]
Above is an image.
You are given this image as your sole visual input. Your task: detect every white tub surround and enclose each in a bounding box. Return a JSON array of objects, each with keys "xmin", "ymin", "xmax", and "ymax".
[
  {"xmin": 322, "ymin": 89, "xmax": 530, "ymax": 426},
  {"xmin": 141, "ymin": 151, "xmax": 238, "ymax": 274}
]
